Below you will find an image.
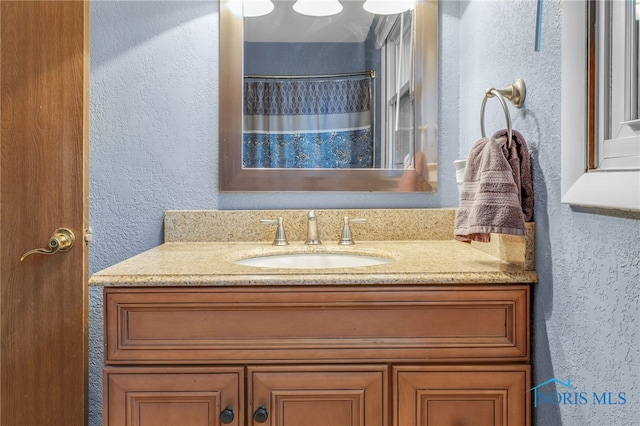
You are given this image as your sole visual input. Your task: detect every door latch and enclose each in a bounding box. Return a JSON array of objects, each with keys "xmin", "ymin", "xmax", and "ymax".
[{"xmin": 20, "ymin": 228, "xmax": 76, "ymax": 261}]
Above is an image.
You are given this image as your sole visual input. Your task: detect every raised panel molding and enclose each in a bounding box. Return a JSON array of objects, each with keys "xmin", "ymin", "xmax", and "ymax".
[
  {"xmin": 393, "ymin": 366, "xmax": 530, "ymax": 426},
  {"xmin": 127, "ymin": 391, "xmax": 218, "ymax": 425},
  {"xmin": 419, "ymin": 391, "xmax": 506, "ymax": 426},
  {"xmin": 105, "ymin": 286, "xmax": 529, "ymax": 364},
  {"xmin": 104, "ymin": 367, "xmax": 244, "ymax": 426},
  {"xmin": 272, "ymin": 391, "xmax": 365, "ymax": 426},
  {"xmin": 249, "ymin": 365, "xmax": 387, "ymax": 426}
]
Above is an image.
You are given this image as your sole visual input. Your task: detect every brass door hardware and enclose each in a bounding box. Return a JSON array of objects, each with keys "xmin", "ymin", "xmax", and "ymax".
[{"xmin": 20, "ymin": 228, "xmax": 76, "ymax": 261}]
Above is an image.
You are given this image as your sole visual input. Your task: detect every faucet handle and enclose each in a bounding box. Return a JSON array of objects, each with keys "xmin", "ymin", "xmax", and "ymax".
[
  {"xmin": 260, "ymin": 217, "xmax": 288, "ymax": 246},
  {"xmin": 339, "ymin": 217, "xmax": 367, "ymax": 245}
]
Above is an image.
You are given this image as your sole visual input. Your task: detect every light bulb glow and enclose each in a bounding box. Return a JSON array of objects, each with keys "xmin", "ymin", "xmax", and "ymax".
[
  {"xmin": 293, "ymin": 0, "xmax": 343, "ymax": 17},
  {"xmin": 228, "ymin": 0, "xmax": 275, "ymax": 18},
  {"xmin": 363, "ymin": 0, "xmax": 414, "ymax": 15}
]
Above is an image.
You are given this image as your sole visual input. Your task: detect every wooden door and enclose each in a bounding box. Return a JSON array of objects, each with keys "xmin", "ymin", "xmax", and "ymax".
[
  {"xmin": 1, "ymin": 1, "xmax": 88, "ymax": 424},
  {"xmin": 393, "ymin": 366, "xmax": 531, "ymax": 426},
  {"xmin": 104, "ymin": 367, "xmax": 244, "ymax": 426},
  {"xmin": 249, "ymin": 365, "xmax": 387, "ymax": 426}
]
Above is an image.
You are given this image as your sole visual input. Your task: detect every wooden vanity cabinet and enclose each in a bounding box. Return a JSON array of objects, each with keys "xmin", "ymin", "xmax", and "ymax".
[{"xmin": 103, "ymin": 285, "xmax": 530, "ymax": 426}]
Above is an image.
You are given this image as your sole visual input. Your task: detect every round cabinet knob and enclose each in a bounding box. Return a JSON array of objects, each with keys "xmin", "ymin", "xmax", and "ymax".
[
  {"xmin": 220, "ymin": 406, "xmax": 234, "ymax": 424},
  {"xmin": 253, "ymin": 405, "xmax": 269, "ymax": 423}
]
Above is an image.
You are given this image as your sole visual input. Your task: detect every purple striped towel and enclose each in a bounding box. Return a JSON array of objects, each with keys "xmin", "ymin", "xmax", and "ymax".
[{"xmin": 454, "ymin": 129, "xmax": 533, "ymax": 243}]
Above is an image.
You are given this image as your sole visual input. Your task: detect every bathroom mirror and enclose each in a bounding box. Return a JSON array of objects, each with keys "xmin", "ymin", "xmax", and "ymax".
[{"xmin": 219, "ymin": 0, "xmax": 438, "ymax": 191}]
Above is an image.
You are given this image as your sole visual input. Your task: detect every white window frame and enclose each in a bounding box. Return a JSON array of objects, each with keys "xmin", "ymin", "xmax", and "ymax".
[{"xmin": 562, "ymin": 0, "xmax": 640, "ymax": 211}]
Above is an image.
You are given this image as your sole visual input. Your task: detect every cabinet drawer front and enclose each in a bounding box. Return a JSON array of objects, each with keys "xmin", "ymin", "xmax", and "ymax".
[{"xmin": 105, "ymin": 286, "xmax": 529, "ymax": 364}]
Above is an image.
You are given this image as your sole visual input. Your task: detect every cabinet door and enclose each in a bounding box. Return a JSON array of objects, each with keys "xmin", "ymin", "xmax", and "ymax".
[
  {"xmin": 249, "ymin": 365, "xmax": 387, "ymax": 426},
  {"xmin": 104, "ymin": 367, "xmax": 244, "ymax": 426},
  {"xmin": 393, "ymin": 366, "xmax": 530, "ymax": 426}
]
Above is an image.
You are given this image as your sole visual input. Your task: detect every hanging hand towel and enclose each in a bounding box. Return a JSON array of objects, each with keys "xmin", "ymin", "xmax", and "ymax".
[
  {"xmin": 494, "ymin": 129, "xmax": 534, "ymax": 222},
  {"xmin": 454, "ymin": 129, "xmax": 533, "ymax": 242}
]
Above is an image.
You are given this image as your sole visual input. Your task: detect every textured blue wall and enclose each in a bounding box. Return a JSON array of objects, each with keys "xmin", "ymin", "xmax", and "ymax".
[
  {"xmin": 456, "ymin": 1, "xmax": 639, "ymax": 425},
  {"xmin": 89, "ymin": 1, "xmax": 639, "ymax": 425}
]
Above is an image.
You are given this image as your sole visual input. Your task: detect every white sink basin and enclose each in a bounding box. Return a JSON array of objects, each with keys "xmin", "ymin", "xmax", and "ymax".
[{"xmin": 234, "ymin": 252, "xmax": 391, "ymax": 269}]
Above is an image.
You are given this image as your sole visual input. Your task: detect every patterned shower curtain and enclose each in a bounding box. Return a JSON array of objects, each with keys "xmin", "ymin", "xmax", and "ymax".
[{"xmin": 243, "ymin": 75, "xmax": 373, "ymax": 168}]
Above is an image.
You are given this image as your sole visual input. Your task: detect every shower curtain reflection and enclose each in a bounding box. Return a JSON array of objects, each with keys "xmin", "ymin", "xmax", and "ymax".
[{"xmin": 243, "ymin": 74, "xmax": 374, "ymax": 168}]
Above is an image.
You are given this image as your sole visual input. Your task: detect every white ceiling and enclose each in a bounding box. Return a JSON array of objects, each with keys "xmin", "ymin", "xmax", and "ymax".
[{"xmin": 244, "ymin": 0, "xmax": 376, "ymax": 43}]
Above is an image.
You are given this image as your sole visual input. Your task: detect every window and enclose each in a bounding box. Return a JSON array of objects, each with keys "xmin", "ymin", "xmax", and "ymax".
[
  {"xmin": 562, "ymin": 0, "xmax": 640, "ymax": 211},
  {"xmin": 590, "ymin": 0, "xmax": 639, "ymax": 171},
  {"xmin": 378, "ymin": 10, "xmax": 414, "ymax": 169}
]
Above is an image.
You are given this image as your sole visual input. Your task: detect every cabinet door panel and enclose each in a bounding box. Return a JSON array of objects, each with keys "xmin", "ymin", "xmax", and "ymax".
[
  {"xmin": 393, "ymin": 366, "xmax": 530, "ymax": 426},
  {"xmin": 104, "ymin": 367, "xmax": 244, "ymax": 426},
  {"xmin": 249, "ymin": 365, "xmax": 387, "ymax": 426}
]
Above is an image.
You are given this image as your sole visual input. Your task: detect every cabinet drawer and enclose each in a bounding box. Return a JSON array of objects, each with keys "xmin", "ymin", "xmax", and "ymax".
[{"xmin": 105, "ymin": 286, "xmax": 529, "ymax": 364}]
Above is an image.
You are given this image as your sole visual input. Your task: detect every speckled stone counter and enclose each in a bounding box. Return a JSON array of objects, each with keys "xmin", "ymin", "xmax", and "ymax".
[
  {"xmin": 89, "ymin": 241, "xmax": 538, "ymax": 287},
  {"xmin": 89, "ymin": 209, "xmax": 538, "ymax": 287}
]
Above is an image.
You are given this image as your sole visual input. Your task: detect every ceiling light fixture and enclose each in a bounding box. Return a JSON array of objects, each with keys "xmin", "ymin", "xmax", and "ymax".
[
  {"xmin": 293, "ymin": 0, "xmax": 343, "ymax": 17},
  {"xmin": 363, "ymin": 0, "xmax": 414, "ymax": 15},
  {"xmin": 228, "ymin": 0, "xmax": 275, "ymax": 18}
]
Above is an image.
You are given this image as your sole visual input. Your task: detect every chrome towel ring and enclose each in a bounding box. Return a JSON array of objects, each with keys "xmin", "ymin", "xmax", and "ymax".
[{"xmin": 480, "ymin": 79, "xmax": 526, "ymax": 149}]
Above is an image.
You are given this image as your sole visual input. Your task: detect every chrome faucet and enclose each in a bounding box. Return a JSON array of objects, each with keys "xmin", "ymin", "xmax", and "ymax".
[{"xmin": 305, "ymin": 210, "xmax": 321, "ymax": 245}]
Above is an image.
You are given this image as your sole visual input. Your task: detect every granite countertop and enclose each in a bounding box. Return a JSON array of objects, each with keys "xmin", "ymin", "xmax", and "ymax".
[{"xmin": 89, "ymin": 240, "xmax": 539, "ymax": 287}]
